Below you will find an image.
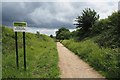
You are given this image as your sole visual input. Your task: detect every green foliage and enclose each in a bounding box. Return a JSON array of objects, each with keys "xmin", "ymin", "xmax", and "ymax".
[
  {"xmin": 74, "ymin": 8, "xmax": 99, "ymax": 40},
  {"xmin": 91, "ymin": 18, "xmax": 110, "ymax": 34},
  {"xmin": 95, "ymin": 29, "xmax": 120, "ymax": 48},
  {"xmin": 75, "ymin": 8, "xmax": 99, "ymax": 31},
  {"xmin": 95, "ymin": 11, "xmax": 120, "ymax": 48},
  {"xmin": 108, "ymin": 11, "xmax": 119, "ymax": 28},
  {"xmin": 2, "ymin": 26, "xmax": 59, "ymax": 78},
  {"xmin": 0, "ymin": 25, "xmax": 1, "ymax": 79},
  {"xmin": 56, "ymin": 27, "xmax": 71, "ymax": 40},
  {"xmin": 73, "ymin": 10, "xmax": 120, "ymax": 48},
  {"xmin": 62, "ymin": 9, "xmax": 120, "ymax": 79},
  {"xmin": 36, "ymin": 31, "xmax": 40, "ymax": 38},
  {"xmin": 56, "ymin": 8, "xmax": 120, "ymax": 79},
  {"xmin": 62, "ymin": 39, "xmax": 120, "ymax": 79},
  {"xmin": 71, "ymin": 30, "xmax": 80, "ymax": 41},
  {"xmin": 50, "ymin": 35, "xmax": 54, "ymax": 38}
]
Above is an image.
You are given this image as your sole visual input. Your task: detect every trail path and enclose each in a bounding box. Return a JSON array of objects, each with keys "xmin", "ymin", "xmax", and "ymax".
[{"xmin": 57, "ymin": 42, "xmax": 105, "ymax": 78}]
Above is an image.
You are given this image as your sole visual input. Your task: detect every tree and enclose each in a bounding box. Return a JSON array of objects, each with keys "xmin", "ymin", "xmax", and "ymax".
[
  {"xmin": 36, "ymin": 31, "xmax": 40, "ymax": 38},
  {"xmin": 71, "ymin": 30, "xmax": 80, "ymax": 41},
  {"xmin": 74, "ymin": 8, "xmax": 99, "ymax": 32},
  {"xmin": 56, "ymin": 27, "xmax": 71, "ymax": 40},
  {"xmin": 95, "ymin": 11, "xmax": 120, "ymax": 48},
  {"xmin": 92, "ymin": 18, "xmax": 110, "ymax": 34},
  {"xmin": 108, "ymin": 11, "xmax": 120, "ymax": 34},
  {"xmin": 50, "ymin": 35, "xmax": 54, "ymax": 38}
]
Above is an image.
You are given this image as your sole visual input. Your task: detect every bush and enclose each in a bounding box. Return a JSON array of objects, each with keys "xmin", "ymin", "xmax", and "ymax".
[{"xmin": 62, "ymin": 39, "xmax": 120, "ymax": 78}]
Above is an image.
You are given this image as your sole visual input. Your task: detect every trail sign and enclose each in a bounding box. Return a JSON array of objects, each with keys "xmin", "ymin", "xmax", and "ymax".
[
  {"xmin": 13, "ymin": 22, "xmax": 27, "ymax": 32},
  {"xmin": 13, "ymin": 21, "xmax": 27, "ymax": 71}
]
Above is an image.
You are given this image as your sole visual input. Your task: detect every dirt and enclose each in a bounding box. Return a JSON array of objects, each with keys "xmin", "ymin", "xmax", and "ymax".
[{"xmin": 57, "ymin": 42, "xmax": 106, "ymax": 79}]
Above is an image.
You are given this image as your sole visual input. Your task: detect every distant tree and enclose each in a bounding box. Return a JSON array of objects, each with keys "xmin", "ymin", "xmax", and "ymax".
[
  {"xmin": 71, "ymin": 30, "xmax": 79, "ymax": 37},
  {"xmin": 56, "ymin": 27, "xmax": 71, "ymax": 40},
  {"xmin": 71, "ymin": 30, "xmax": 80, "ymax": 41},
  {"xmin": 50, "ymin": 35, "xmax": 54, "ymax": 38},
  {"xmin": 36, "ymin": 31, "xmax": 40, "ymax": 38},
  {"xmin": 74, "ymin": 8, "xmax": 99, "ymax": 32}
]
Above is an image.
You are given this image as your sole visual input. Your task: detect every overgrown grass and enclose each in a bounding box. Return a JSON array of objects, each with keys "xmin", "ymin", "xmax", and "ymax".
[
  {"xmin": 2, "ymin": 26, "xmax": 59, "ymax": 78},
  {"xmin": 62, "ymin": 39, "xmax": 120, "ymax": 79},
  {"xmin": 0, "ymin": 43, "xmax": 1, "ymax": 79}
]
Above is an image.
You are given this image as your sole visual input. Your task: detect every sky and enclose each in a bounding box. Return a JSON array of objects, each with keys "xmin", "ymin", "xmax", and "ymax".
[{"xmin": 1, "ymin": 0, "xmax": 119, "ymax": 36}]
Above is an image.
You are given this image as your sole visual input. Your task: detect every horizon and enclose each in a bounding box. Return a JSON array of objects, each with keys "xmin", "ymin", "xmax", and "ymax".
[{"xmin": 3, "ymin": 25, "xmax": 76, "ymax": 36}]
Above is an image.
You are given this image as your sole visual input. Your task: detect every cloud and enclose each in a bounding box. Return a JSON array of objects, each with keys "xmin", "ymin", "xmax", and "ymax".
[
  {"xmin": 118, "ymin": 1, "xmax": 120, "ymax": 10},
  {"xmin": 85, "ymin": 2, "xmax": 118, "ymax": 18},
  {"xmin": 2, "ymin": 0, "xmax": 119, "ymax": 2},
  {"xmin": 2, "ymin": 2, "xmax": 118, "ymax": 29},
  {"xmin": 2, "ymin": 2, "xmax": 35, "ymax": 26},
  {"xmin": 29, "ymin": 2, "xmax": 75, "ymax": 24}
]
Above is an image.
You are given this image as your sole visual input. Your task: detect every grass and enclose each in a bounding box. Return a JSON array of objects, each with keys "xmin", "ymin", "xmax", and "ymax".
[
  {"xmin": 62, "ymin": 39, "xmax": 120, "ymax": 79},
  {"xmin": 0, "ymin": 25, "xmax": 2, "ymax": 79},
  {"xmin": 2, "ymin": 26, "xmax": 59, "ymax": 78}
]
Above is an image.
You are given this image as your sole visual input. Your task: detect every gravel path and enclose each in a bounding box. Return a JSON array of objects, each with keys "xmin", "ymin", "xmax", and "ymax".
[{"xmin": 57, "ymin": 42, "xmax": 105, "ymax": 79}]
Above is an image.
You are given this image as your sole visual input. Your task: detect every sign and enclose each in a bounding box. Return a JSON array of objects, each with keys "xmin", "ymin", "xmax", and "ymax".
[
  {"xmin": 13, "ymin": 22, "xmax": 27, "ymax": 71},
  {"xmin": 13, "ymin": 22, "xmax": 27, "ymax": 32}
]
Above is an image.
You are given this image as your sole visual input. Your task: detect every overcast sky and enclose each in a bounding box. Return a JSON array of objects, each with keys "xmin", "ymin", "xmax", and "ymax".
[{"xmin": 1, "ymin": 0, "xmax": 119, "ymax": 35}]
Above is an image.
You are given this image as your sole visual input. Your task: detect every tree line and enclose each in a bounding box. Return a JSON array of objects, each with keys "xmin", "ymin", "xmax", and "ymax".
[{"xmin": 55, "ymin": 8, "xmax": 120, "ymax": 48}]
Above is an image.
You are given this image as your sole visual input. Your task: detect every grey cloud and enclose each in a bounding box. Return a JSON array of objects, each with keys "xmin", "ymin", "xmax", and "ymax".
[
  {"xmin": 2, "ymin": 3, "xmax": 32, "ymax": 25},
  {"xmin": 28, "ymin": 19, "xmax": 74, "ymax": 29},
  {"xmin": 2, "ymin": 2, "xmax": 42, "ymax": 26},
  {"xmin": 2, "ymin": 2, "xmax": 77, "ymax": 28},
  {"xmin": 2, "ymin": 2, "xmax": 118, "ymax": 29},
  {"xmin": 28, "ymin": 2, "xmax": 83, "ymax": 28}
]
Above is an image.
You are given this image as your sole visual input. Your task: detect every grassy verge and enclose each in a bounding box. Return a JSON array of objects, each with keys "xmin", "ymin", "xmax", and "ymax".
[
  {"xmin": 2, "ymin": 26, "xmax": 59, "ymax": 78},
  {"xmin": 0, "ymin": 25, "xmax": 2, "ymax": 79},
  {"xmin": 62, "ymin": 39, "xmax": 120, "ymax": 79}
]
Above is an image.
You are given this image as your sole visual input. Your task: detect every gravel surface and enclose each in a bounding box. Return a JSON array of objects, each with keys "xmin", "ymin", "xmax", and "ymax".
[{"xmin": 57, "ymin": 42, "xmax": 105, "ymax": 79}]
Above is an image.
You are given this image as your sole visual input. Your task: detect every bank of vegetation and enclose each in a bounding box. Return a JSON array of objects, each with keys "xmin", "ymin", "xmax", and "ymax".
[
  {"xmin": 2, "ymin": 26, "xmax": 59, "ymax": 78},
  {"xmin": 56, "ymin": 8, "xmax": 120, "ymax": 79}
]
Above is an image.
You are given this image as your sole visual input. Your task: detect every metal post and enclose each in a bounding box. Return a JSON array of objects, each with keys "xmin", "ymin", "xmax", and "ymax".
[
  {"xmin": 15, "ymin": 32, "xmax": 19, "ymax": 69},
  {"xmin": 23, "ymin": 32, "xmax": 26, "ymax": 71}
]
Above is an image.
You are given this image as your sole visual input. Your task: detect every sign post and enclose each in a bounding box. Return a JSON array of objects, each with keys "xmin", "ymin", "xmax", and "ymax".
[
  {"xmin": 23, "ymin": 32, "xmax": 26, "ymax": 71},
  {"xmin": 15, "ymin": 32, "xmax": 19, "ymax": 69},
  {"xmin": 13, "ymin": 22, "xmax": 27, "ymax": 71}
]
